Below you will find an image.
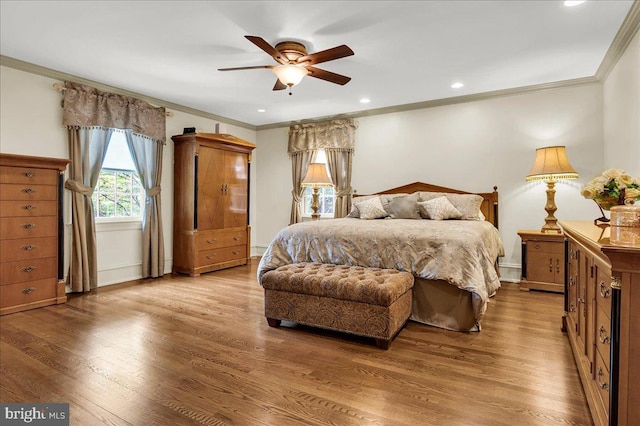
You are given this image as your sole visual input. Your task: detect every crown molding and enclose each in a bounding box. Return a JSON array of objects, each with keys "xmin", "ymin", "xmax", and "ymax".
[
  {"xmin": 0, "ymin": 55, "xmax": 257, "ymax": 131},
  {"xmin": 596, "ymin": 0, "xmax": 640, "ymax": 81},
  {"xmin": 255, "ymin": 76, "xmax": 600, "ymax": 131}
]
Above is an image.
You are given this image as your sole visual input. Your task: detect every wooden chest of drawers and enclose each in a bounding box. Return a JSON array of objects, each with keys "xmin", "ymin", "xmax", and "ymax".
[
  {"xmin": 561, "ymin": 221, "xmax": 640, "ymax": 426},
  {"xmin": 0, "ymin": 153, "xmax": 69, "ymax": 315}
]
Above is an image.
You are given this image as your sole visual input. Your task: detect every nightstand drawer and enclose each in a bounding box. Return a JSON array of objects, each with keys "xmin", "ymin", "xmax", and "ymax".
[
  {"xmin": 0, "ymin": 278, "xmax": 57, "ymax": 309},
  {"xmin": 526, "ymin": 240, "xmax": 564, "ymax": 254}
]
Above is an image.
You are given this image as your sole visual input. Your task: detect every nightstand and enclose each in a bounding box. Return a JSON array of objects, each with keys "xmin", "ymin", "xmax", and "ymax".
[{"xmin": 517, "ymin": 230, "xmax": 565, "ymax": 293}]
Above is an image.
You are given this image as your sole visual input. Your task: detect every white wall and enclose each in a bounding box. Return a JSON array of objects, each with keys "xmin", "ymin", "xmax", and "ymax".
[
  {"xmin": 603, "ymin": 29, "xmax": 640, "ymax": 176},
  {"xmin": 0, "ymin": 66, "xmax": 257, "ymax": 287},
  {"xmin": 255, "ymin": 84, "xmax": 605, "ymax": 281}
]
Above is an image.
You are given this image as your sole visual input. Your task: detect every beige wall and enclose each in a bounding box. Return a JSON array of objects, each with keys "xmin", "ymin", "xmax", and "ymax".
[
  {"xmin": 603, "ymin": 28, "xmax": 640, "ymax": 176},
  {"xmin": 0, "ymin": 66, "xmax": 257, "ymax": 286}
]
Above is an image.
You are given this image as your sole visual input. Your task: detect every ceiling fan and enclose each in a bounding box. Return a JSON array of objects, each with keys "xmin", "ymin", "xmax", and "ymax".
[{"xmin": 218, "ymin": 35, "xmax": 354, "ymax": 95}]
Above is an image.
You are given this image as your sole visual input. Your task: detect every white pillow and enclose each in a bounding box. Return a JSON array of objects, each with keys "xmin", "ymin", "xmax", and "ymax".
[
  {"xmin": 354, "ymin": 196, "xmax": 388, "ymax": 220},
  {"xmin": 418, "ymin": 196, "xmax": 462, "ymax": 220}
]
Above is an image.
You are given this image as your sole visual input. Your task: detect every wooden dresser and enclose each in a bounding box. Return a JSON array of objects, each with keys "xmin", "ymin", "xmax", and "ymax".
[
  {"xmin": 561, "ymin": 221, "xmax": 639, "ymax": 426},
  {"xmin": 518, "ymin": 230, "xmax": 565, "ymax": 293},
  {"xmin": 171, "ymin": 133, "xmax": 256, "ymax": 276},
  {"xmin": 0, "ymin": 153, "xmax": 70, "ymax": 315}
]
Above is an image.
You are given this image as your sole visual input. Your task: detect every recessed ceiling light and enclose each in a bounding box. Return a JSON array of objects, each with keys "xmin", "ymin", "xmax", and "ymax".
[
  {"xmin": 451, "ymin": 82, "xmax": 464, "ymax": 89},
  {"xmin": 360, "ymin": 98, "xmax": 371, "ymax": 104},
  {"xmin": 257, "ymin": 109, "xmax": 266, "ymax": 113},
  {"xmin": 564, "ymin": 1, "xmax": 585, "ymax": 6}
]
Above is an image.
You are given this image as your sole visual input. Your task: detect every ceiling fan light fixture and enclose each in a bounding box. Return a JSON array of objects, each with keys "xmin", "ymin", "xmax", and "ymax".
[{"xmin": 273, "ymin": 64, "xmax": 308, "ymax": 87}]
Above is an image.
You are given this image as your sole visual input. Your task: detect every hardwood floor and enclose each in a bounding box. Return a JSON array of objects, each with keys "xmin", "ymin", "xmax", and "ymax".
[{"xmin": 0, "ymin": 260, "xmax": 592, "ymax": 425}]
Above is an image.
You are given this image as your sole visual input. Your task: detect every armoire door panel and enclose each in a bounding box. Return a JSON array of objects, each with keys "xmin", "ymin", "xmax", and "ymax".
[{"xmin": 197, "ymin": 146, "xmax": 225, "ymax": 230}]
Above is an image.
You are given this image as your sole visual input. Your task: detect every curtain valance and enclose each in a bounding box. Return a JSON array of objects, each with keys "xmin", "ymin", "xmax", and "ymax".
[
  {"xmin": 62, "ymin": 81, "xmax": 166, "ymax": 143},
  {"xmin": 288, "ymin": 118, "xmax": 357, "ymax": 154}
]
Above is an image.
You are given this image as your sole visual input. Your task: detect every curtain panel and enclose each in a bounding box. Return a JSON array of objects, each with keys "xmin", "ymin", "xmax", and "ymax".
[
  {"xmin": 62, "ymin": 81, "xmax": 166, "ymax": 143},
  {"xmin": 287, "ymin": 118, "xmax": 357, "ymax": 154}
]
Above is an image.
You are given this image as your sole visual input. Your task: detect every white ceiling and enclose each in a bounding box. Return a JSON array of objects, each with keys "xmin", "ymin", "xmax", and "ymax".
[{"xmin": 0, "ymin": 1, "xmax": 634, "ymax": 128}]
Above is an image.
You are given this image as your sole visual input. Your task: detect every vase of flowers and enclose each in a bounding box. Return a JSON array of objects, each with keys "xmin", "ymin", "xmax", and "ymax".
[{"xmin": 581, "ymin": 168, "xmax": 640, "ymax": 224}]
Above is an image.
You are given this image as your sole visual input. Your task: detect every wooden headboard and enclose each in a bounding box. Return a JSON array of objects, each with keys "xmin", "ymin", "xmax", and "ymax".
[{"xmin": 355, "ymin": 181, "xmax": 499, "ymax": 228}]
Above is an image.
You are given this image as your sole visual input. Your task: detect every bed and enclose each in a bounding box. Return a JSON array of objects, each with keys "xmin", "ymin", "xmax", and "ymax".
[{"xmin": 257, "ymin": 182, "xmax": 504, "ymax": 331}]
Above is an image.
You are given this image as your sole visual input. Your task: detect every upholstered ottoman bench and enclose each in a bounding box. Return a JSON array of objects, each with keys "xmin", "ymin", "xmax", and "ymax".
[{"xmin": 260, "ymin": 263, "xmax": 414, "ymax": 349}]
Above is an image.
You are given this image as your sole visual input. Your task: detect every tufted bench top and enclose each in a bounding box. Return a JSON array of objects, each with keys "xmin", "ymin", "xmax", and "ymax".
[{"xmin": 261, "ymin": 263, "xmax": 414, "ymax": 307}]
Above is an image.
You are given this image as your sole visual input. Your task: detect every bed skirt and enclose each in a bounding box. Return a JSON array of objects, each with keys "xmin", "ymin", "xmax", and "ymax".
[{"xmin": 410, "ymin": 278, "xmax": 481, "ymax": 332}]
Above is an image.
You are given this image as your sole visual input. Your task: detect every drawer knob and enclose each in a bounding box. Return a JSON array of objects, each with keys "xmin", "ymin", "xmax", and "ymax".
[
  {"xmin": 24, "ymin": 172, "xmax": 35, "ymax": 178},
  {"xmin": 22, "ymin": 223, "xmax": 36, "ymax": 229},
  {"xmin": 205, "ymin": 254, "xmax": 217, "ymax": 259},
  {"xmin": 20, "ymin": 266, "xmax": 37, "ymax": 273},
  {"xmin": 534, "ymin": 243, "xmax": 540, "ymax": 249},
  {"xmin": 21, "ymin": 188, "xmax": 36, "ymax": 194},
  {"xmin": 599, "ymin": 282, "xmax": 611, "ymax": 298},
  {"xmin": 21, "ymin": 287, "xmax": 36, "ymax": 294},
  {"xmin": 598, "ymin": 325, "xmax": 610, "ymax": 345},
  {"xmin": 233, "ymin": 236, "xmax": 240, "ymax": 241},
  {"xmin": 569, "ymin": 301, "xmax": 576, "ymax": 312},
  {"xmin": 597, "ymin": 368, "xmax": 609, "ymax": 391},
  {"xmin": 21, "ymin": 204, "xmax": 36, "ymax": 210},
  {"xmin": 206, "ymin": 239, "xmax": 217, "ymax": 244},
  {"xmin": 232, "ymin": 250, "xmax": 239, "ymax": 255},
  {"xmin": 20, "ymin": 244, "xmax": 37, "ymax": 251},
  {"xmin": 569, "ymin": 277, "xmax": 575, "ymax": 286}
]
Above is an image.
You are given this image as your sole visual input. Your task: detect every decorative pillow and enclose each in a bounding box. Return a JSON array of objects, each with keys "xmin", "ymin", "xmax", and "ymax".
[
  {"xmin": 385, "ymin": 194, "xmax": 421, "ymax": 219},
  {"xmin": 354, "ymin": 196, "xmax": 388, "ymax": 220},
  {"xmin": 347, "ymin": 195, "xmax": 376, "ymax": 218},
  {"xmin": 445, "ymin": 194, "xmax": 484, "ymax": 220},
  {"xmin": 418, "ymin": 196, "xmax": 462, "ymax": 220}
]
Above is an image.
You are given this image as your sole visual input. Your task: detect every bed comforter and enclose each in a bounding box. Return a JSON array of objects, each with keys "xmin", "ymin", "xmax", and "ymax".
[{"xmin": 257, "ymin": 218, "xmax": 504, "ymax": 319}]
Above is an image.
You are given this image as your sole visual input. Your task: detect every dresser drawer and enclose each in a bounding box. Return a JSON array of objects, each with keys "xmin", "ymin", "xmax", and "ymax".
[
  {"xmin": 0, "ymin": 257, "xmax": 57, "ymax": 285},
  {"xmin": 595, "ymin": 303, "xmax": 611, "ymax": 373},
  {"xmin": 594, "ymin": 349, "xmax": 610, "ymax": 417},
  {"xmin": 0, "ymin": 237, "xmax": 57, "ymax": 262},
  {"xmin": 0, "ymin": 183, "xmax": 57, "ymax": 201},
  {"xmin": 595, "ymin": 268, "xmax": 612, "ymax": 319},
  {"xmin": 197, "ymin": 229, "xmax": 247, "ymax": 250},
  {"xmin": 0, "ymin": 216, "xmax": 57, "ymax": 239},
  {"xmin": 0, "ymin": 166, "xmax": 58, "ymax": 185},
  {"xmin": 526, "ymin": 240, "xmax": 564, "ymax": 254},
  {"xmin": 0, "ymin": 200, "xmax": 58, "ymax": 217},
  {"xmin": 197, "ymin": 245, "xmax": 246, "ymax": 267},
  {"xmin": 0, "ymin": 278, "xmax": 57, "ymax": 308}
]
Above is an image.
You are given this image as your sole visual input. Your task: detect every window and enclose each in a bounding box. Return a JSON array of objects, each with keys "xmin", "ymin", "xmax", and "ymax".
[
  {"xmin": 92, "ymin": 131, "xmax": 143, "ymax": 219},
  {"xmin": 301, "ymin": 150, "xmax": 335, "ymax": 218}
]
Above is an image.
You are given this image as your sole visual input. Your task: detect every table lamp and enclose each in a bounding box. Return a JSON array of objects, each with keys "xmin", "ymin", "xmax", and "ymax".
[
  {"xmin": 301, "ymin": 163, "xmax": 333, "ymax": 220},
  {"xmin": 526, "ymin": 146, "xmax": 578, "ymax": 233}
]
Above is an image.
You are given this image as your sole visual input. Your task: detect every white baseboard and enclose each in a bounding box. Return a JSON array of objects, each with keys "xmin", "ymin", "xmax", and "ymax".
[{"xmin": 499, "ymin": 263, "xmax": 522, "ymax": 283}]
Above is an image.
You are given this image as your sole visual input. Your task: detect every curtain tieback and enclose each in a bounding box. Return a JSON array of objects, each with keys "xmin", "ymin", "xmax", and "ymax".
[
  {"xmin": 291, "ymin": 190, "xmax": 302, "ymax": 203},
  {"xmin": 335, "ymin": 186, "xmax": 352, "ymax": 198},
  {"xmin": 146, "ymin": 186, "xmax": 161, "ymax": 196},
  {"xmin": 65, "ymin": 179, "xmax": 92, "ymax": 196}
]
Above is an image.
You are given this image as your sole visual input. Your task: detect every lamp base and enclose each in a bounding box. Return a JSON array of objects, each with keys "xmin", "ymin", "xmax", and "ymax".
[
  {"xmin": 541, "ymin": 180, "xmax": 562, "ymax": 234},
  {"xmin": 310, "ymin": 188, "xmax": 320, "ymax": 221}
]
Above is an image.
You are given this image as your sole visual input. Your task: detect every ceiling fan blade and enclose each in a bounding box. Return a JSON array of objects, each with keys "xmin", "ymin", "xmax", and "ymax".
[
  {"xmin": 297, "ymin": 45, "xmax": 354, "ymax": 65},
  {"xmin": 218, "ymin": 65, "xmax": 275, "ymax": 71},
  {"xmin": 245, "ymin": 35, "xmax": 287, "ymax": 64},
  {"xmin": 273, "ymin": 79, "xmax": 287, "ymax": 91},
  {"xmin": 306, "ymin": 66, "xmax": 351, "ymax": 85}
]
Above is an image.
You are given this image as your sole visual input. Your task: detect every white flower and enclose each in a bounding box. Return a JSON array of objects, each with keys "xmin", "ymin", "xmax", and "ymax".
[{"xmin": 602, "ymin": 168, "xmax": 624, "ymax": 179}]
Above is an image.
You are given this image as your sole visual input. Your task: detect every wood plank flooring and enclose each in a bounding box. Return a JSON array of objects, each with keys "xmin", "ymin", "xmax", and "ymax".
[{"xmin": 0, "ymin": 260, "xmax": 593, "ymax": 425}]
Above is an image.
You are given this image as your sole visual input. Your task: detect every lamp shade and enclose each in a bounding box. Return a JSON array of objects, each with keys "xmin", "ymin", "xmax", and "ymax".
[
  {"xmin": 301, "ymin": 163, "xmax": 333, "ymax": 187},
  {"xmin": 526, "ymin": 146, "xmax": 578, "ymax": 182},
  {"xmin": 273, "ymin": 64, "xmax": 308, "ymax": 87}
]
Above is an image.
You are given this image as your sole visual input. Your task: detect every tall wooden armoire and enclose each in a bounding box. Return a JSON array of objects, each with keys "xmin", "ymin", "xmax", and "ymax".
[{"xmin": 172, "ymin": 133, "xmax": 256, "ymax": 276}]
